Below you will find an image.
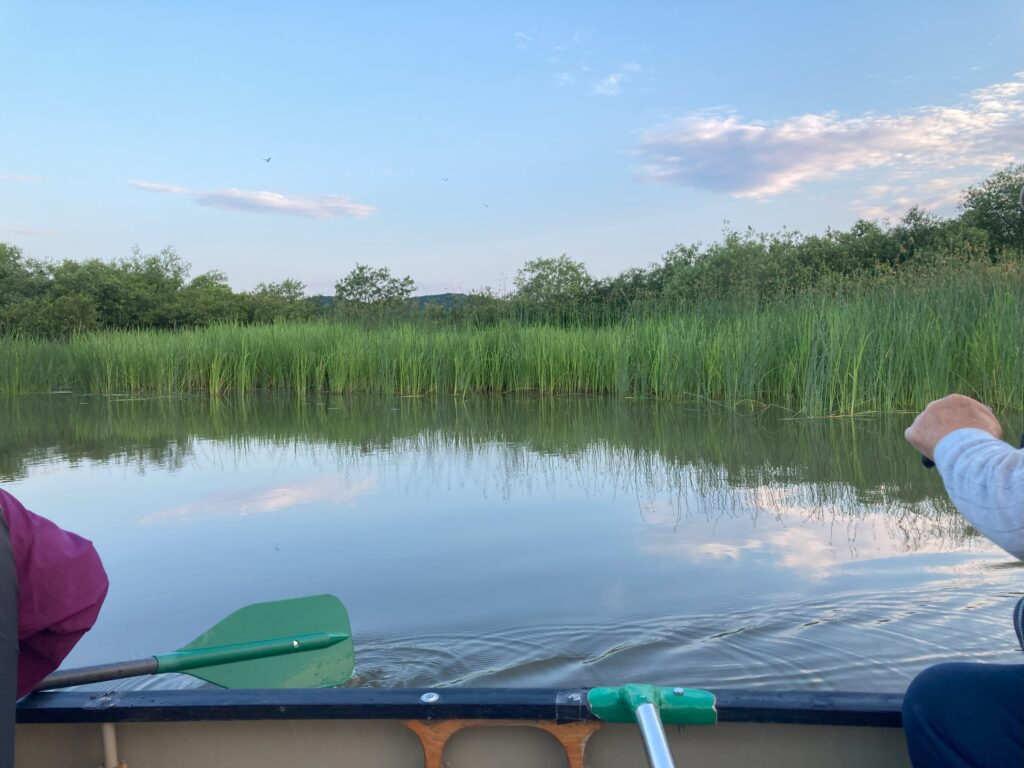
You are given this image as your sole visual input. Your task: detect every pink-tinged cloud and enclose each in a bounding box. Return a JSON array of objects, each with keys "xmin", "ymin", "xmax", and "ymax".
[
  {"xmin": 196, "ymin": 188, "xmax": 375, "ymax": 219},
  {"xmin": 130, "ymin": 180, "xmax": 190, "ymax": 195},
  {"xmin": 636, "ymin": 73, "xmax": 1024, "ymax": 207},
  {"xmin": 129, "ymin": 179, "xmax": 375, "ymax": 219},
  {"xmin": 3, "ymin": 226, "xmax": 54, "ymax": 237}
]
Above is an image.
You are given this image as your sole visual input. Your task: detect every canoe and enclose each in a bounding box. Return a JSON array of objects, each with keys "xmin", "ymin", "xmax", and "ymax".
[{"xmin": 17, "ymin": 686, "xmax": 910, "ymax": 767}]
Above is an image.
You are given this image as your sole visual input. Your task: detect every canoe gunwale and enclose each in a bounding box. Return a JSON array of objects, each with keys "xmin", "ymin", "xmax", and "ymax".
[{"xmin": 17, "ymin": 688, "xmax": 904, "ymax": 728}]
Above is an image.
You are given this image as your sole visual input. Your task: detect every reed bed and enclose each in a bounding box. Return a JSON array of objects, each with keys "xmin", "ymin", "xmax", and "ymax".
[{"xmin": 2, "ymin": 272, "xmax": 1021, "ymax": 415}]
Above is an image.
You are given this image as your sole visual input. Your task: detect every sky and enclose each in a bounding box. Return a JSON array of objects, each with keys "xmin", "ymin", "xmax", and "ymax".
[{"xmin": 1, "ymin": 1, "xmax": 1023, "ymax": 296}]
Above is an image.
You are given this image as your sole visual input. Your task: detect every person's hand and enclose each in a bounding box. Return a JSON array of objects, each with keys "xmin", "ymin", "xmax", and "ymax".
[{"xmin": 905, "ymin": 394, "xmax": 1003, "ymax": 461}]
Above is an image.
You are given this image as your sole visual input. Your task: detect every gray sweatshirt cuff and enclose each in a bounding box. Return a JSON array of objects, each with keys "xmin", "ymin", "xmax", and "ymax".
[{"xmin": 934, "ymin": 428, "xmax": 1005, "ymax": 472}]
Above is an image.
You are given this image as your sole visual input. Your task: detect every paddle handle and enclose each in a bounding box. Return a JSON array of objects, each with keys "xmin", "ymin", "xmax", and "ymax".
[{"xmin": 36, "ymin": 658, "xmax": 158, "ymax": 690}]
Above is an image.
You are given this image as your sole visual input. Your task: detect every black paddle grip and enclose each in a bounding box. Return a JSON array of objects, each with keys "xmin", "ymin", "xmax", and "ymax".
[{"xmin": 34, "ymin": 657, "xmax": 158, "ymax": 691}]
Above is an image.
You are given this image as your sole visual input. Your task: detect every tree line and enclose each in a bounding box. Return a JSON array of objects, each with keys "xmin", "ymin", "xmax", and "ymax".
[{"xmin": 2, "ymin": 165, "xmax": 1022, "ymax": 337}]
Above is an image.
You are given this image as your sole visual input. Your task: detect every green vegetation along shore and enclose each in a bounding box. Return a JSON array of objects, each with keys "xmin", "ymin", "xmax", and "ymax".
[{"xmin": 2, "ymin": 263, "xmax": 1021, "ymax": 415}]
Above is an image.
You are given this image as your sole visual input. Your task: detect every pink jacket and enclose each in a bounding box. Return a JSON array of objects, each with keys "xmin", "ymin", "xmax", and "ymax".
[{"xmin": 0, "ymin": 489, "xmax": 108, "ymax": 697}]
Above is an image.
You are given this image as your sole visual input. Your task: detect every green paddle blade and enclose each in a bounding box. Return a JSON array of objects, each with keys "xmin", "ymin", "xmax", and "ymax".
[{"xmin": 170, "ymin": 594, "xmax": 354, "ymax": 689}]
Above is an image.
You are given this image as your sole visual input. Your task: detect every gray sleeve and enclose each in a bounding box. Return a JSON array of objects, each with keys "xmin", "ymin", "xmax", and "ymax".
[{"xmin": 934, "ymin": 428, "xmax": 1024, "ymax": 560}]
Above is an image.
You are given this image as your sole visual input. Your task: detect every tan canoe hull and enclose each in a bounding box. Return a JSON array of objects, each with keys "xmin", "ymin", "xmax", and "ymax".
[{"xmin": 15, "ymin": 688, "xmax": 910, "ymax": 767}]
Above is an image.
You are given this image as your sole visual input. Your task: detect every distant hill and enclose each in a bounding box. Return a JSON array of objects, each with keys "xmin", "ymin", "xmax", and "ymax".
[
  {"xmin": 307, "ymin": 293, "xmax": 469, "ymax": 309},
  {"xmin": 413, "ymin": 293, "xmax": 469, "ymax": 309}
]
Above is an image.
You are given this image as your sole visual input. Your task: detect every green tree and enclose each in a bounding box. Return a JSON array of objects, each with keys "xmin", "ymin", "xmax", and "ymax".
[
  {"xmin": 255, "ymin": 278, "xmax": 306, "ymax": 303},
  {"xmin": 48, "ymin": 259, "xmax": 132, "ymax": 326},
  {"xmin": 247, "ymin": 278, "xmax": 313, "ymax": 322},
  {"xmin": 958, "ymin": 164, "xmax": 1024, "ymax": 256},
  {"xmin": 0, "ymin": 242, "xmax": 48, "ymax": 306},
  {"xmin": 334, "ymin": 264, "xmax": 415, "ymax": 317},
  {"xmin": 180, "ymin": 271, "xmax": 243, "ymax": 325},
  {"xmin": 2, "ymin": 294, "xmax": 100, "ymax": 337},
  {"xmin": 45, "ymin": 246, "xmax": 193, "ymax": 329},
  {"xmin": 513, "ymin": 254, "xmax": 595, "ymax": 316}
]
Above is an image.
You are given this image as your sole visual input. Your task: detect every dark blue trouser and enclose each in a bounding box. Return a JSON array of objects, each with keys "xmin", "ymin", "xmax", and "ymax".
[{"xmin": 903, "ymin": 662, "xmax": 1024, "ymax": 767}]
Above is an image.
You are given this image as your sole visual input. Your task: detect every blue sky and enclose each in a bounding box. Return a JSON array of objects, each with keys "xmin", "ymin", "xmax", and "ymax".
[{"xmin": 2, "ymin": 2, "xmax": 1022, "ymax": 295}]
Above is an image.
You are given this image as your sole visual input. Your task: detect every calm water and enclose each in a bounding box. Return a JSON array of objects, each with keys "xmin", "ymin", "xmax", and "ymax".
[{"xmin": 3, "ymin": 394, "xmax": 1022, "ymax": 693}]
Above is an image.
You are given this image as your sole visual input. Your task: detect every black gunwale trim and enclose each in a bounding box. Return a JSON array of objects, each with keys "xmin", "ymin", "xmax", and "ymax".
[
  {"xmin": 16, "ymin": 688, "xmax": 904, "ymax": 728},
  {"xmin": 713, "ymin": 689, "xmax": 903, "ymax": 728}
]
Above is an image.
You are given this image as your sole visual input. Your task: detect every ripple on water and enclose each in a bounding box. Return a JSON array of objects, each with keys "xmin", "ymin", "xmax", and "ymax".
[{"xmin": 350, "ymin": 578, "xmax": 1024, "ymax": 692}]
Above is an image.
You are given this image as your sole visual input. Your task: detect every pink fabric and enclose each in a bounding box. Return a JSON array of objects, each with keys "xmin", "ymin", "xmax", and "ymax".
[{"xmin": 0, "ymin": 489, "xmax": 108, "ymax": 697}]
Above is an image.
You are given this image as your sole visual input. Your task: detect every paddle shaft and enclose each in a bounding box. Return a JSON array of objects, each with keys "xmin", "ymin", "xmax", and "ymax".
[
  {"xmin": 636, "ymin": 702, "xmax": 677, "ymax": 768},
  {"xmin": 35, "ymin": 631, "xmax": 347, "ymax": 691}
]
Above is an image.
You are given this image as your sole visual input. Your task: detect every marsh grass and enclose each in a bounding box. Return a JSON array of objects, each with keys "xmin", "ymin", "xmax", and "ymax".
[{"xmin": 2, "ymin": 269, "xmax": 1021, "ymax": 415}]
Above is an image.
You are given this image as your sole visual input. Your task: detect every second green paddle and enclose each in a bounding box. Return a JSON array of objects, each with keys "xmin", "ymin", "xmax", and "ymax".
[{"xmin": 35, "ymin": 594, "xmax": 354, "ymax": 691}]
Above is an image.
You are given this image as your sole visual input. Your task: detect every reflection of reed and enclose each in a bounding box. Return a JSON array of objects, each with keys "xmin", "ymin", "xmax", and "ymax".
[{"xmin": 0, "ymin": 394, "xmax": 977, "ymax": 548}]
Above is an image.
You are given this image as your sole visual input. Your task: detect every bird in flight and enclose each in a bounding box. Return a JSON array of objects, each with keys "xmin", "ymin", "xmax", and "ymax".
[
  {"xmin": 263, "ymin": 157, "xmax": 272, "ymax": 163},
  {"xmin": 483, "ymin": 203, "xmax": 490, "ymax": 208},
  {"xmin": 441, "ymin": 176, "xmax": 450, "ymax": 182}
]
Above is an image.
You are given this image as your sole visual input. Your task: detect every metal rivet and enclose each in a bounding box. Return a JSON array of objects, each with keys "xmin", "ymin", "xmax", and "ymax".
[
  {"xmin": 673, "ymin": 687, "xmax": 685, "ymax": 696},
  {"xmin": 420, "ymin": 692, "xmax": 440, "ymax": 703}
]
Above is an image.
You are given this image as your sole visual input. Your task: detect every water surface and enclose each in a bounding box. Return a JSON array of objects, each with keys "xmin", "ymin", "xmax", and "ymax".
[{"xmin": 3, "ymin": 394, "xmax": 1021, "ymax": 693}]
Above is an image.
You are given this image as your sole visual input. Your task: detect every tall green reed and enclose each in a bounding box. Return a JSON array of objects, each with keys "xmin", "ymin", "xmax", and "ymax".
[{"xmin": 1, "ymin": 269, "xmax": 1020, "ymax": 414}]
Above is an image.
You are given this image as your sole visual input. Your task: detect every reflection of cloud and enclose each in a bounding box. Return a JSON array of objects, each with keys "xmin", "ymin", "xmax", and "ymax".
[
  {"xmin": 693, "ymin": 541, "xmax": 762, "ymax": 560},
  {"xmin": 130, "ymin": 180, "xmax": 376, "ymax": 219},
  {"xmin": 635, "ymin": 73, "xmax": 1024, "ymax": 206},
  {"xmin": 141, "ymin": 475, "xmax": 377, "ymax": 523},
  {"xmin": 763, "ymin": 527, "xmax": 839, "ymax": 577},
  {"xmin": 641, "ymin": 484, "xmax": 1000, "ymax": 577}
]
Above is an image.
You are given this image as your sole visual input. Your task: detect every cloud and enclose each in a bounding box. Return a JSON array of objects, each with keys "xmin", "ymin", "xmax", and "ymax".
[
  {"xmin": 591, "ymin": 63, "xmax": 642, "ymax": 96},
  {"xmin": 130, "ymin": 180, "xmax": 190, "ymax": 195},
  {"xmin": 3, "ymin": 226, "xmax": 54, "ymax": 237},
  {"xmin": 195, "ymin": 188, "xmax": 375, "ymax": 218},
  {"xmin": 130, "ymin": 179, "xmax": 375, "ymax": 219},
  {"xmin": 571, "ymin": 27, "xmax": 593, "ymax": 45},
  {"xmin": 514, "ymin": 31, "xmax": 532, "ymax": 50},
  {"xmin": 635, "ymin": 73, "xmax": 1024, "ymax": 206},
  {"xmin": 592, "ymin": 74, "xmax": 624, "ymax": 96},
  {"xmin": 0, "ymin": 174, "xmax": 43, "ymax": 183}
]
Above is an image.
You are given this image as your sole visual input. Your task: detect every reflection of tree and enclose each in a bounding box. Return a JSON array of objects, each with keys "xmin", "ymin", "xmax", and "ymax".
[{"xmin": 0, "ymin": 394, "xmax": 973, "ymax": 548}]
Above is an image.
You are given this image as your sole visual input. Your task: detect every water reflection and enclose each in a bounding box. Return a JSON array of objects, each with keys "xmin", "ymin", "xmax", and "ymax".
[
  {"xmin": 141, "ymin": 474, "xmax": 378, "ymax": 524},
  {"xmin": 0, "ymin": 393, "xmax": 963, "ymax": 523},
  {"xmin": 0, "ymin": 394, "xmax": 1018, "ymax": 692}
]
